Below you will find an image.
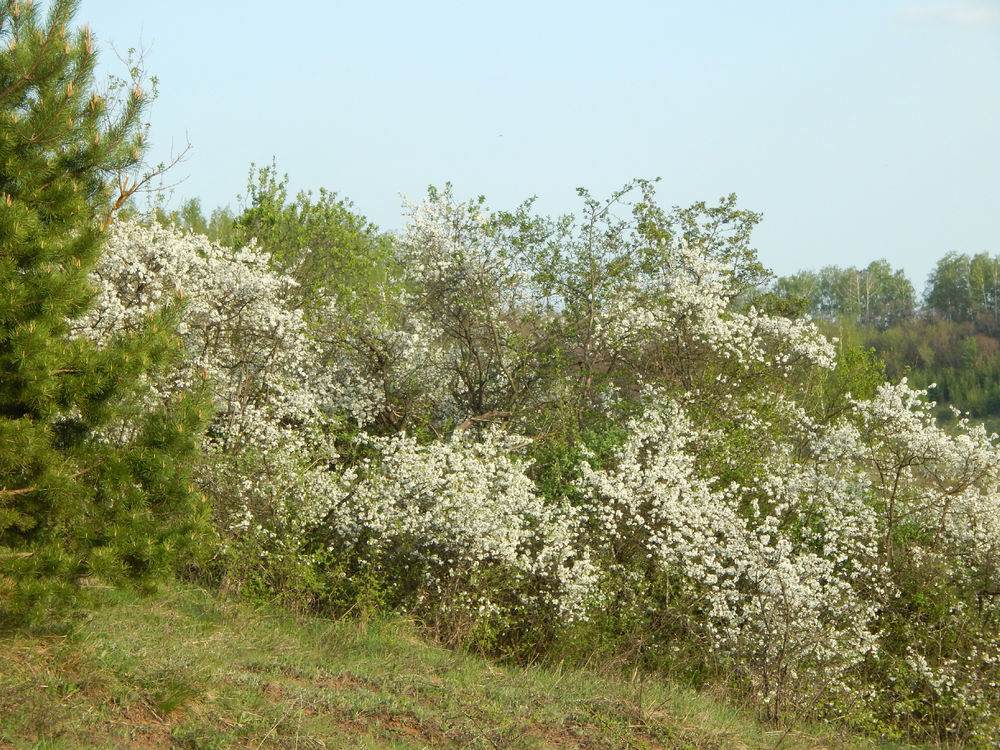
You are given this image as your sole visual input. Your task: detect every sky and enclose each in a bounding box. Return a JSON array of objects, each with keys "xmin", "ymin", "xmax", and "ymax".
[{"xmin": 71, "ymin": 0, "xmax": 999, "ymax": 292}]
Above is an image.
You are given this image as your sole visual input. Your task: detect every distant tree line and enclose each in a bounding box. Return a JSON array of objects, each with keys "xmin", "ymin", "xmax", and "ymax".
[
  {"xmin": 772, "ymin": 253, "xmax": 1000, "ymax": 421},
  {"xmin": 773, "ymin": 260, "xmax": 916, "ymax": 330},
  {"xmin": 774, "ymin": 252, "xmax": 1000, "ymax": 330}
]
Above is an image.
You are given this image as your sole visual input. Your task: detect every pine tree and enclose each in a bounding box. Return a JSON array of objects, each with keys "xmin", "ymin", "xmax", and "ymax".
[{"xmin": 0, "ymin": 0, "xmax": 209, "ymax": 624}]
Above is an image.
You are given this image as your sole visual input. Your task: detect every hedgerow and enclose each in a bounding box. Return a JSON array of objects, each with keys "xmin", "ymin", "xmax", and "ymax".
[{"xmin": 75, "ymin": 185, "xmax": 1000, "ymax": 744}]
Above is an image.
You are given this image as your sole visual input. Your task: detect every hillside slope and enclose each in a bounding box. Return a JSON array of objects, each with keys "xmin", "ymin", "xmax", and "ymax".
[{"xmin": 0, "ymin": 586, "xmax": 906, "ymax": 749}]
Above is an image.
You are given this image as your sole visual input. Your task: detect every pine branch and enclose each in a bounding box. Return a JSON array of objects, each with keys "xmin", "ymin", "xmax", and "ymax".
[{"xmin": 0, "ymin": 458, "xmax": 107, "ymax": 497}]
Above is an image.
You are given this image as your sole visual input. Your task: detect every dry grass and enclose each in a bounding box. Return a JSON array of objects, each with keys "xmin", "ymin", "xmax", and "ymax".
[{"xmin": 0, "ymin": 585, "xmax": 916, "ymax": 749}]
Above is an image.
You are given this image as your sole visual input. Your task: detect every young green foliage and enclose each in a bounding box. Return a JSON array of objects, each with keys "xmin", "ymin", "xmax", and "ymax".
[
  {"xmin": 0, "ymin": 0, "xmax": 209, "ymax": 625},
  {"xmin": 233, "ymin": 160, "xmax": 396, "ymax": 316}
]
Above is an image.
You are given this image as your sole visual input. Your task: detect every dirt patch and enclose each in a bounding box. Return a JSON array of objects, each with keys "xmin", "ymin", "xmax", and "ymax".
[
  {"xmin": 104, "ymin": 701, "xmax": 178, "ymax": 749},
  {"xmin": 318, "ymin": 671, "xmax": 379, "ymax": 690},
  {"xmin": 368, "ymin": 710, "xmax": 448, "ymax": 744}
]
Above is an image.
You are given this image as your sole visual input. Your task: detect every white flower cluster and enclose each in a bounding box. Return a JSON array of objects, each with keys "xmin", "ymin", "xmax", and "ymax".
[
  {"xmin": 341, "ymin": 305, "xmax": 456, "ymax": 429},
  {"xmin": 577, "ymin": 391, "xmax": 879, "ymax": 707},
  {"xmin": 851, "ymin": 379, "xmax": 1000, "ymax": 568},
  {"xmin": 73, "ymin": 220, "xmax": 355, "ymax": 568},
  {"xmin": 77, "ymin": 218, "xmax": 593, "ymax": 619},
  {"xmin": 387, "ymin": 189, "xmax": 545, "ymax": 427},
  {"xmin": 905, "ymin": 638, "xmax": 1000, "ymax": 742},
  {"xmin": 597, "ymin": 243, "xmax": 836, "ymax": 373},
  {"xmin": 330, "ymin": 429, "xmax": 597, "ymax": 619}
]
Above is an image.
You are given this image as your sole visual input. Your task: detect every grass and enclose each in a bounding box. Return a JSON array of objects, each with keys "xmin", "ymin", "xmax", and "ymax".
[{"xmin": 0, "ymin": 585, "xmax": 916, "ymax": 749}]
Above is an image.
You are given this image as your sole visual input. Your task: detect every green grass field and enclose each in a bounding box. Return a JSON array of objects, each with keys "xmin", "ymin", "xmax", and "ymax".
[{"xmin": 0, "ymin": 585, "xmax": 917, "ymax": 749}]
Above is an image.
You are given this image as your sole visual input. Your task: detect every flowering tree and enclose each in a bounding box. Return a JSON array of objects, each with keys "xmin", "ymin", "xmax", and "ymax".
[{"xmin": 73, "ymin": 220, "xmax": 350, "ymax": 604}]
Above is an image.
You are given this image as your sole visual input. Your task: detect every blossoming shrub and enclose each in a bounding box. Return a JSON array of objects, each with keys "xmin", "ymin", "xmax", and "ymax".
[
  {"xmin": 381, "ymin": 187, "xmax": 553, "ymax": 432},
  {"xmin": 79, "ymin": 218, "xmax": 597, "ymax": 632},
  {"xmin": 77, "ymin": 182, "xmax": 1000, "ymax": 743},
  {"xmin": 322, "ymin": 430, "xmax": 598, "ymax": 646},
  {"xmin": 577, "ymin": 276, "xmax": 881, "ymax": 719},
  {"xmin": 573, "ymin": 226, "xmax": 1000, "ymax": 737},
  {"xmin": 73, "ymin": 219, "xmax": 351, "ymax": 605},
  {"xmin": 841, "ymin": 381, "xmax": 1000, "ymax": 742}
]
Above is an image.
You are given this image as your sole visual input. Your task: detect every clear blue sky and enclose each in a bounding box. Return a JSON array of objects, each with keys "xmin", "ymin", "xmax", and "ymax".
[{"xmin": 75, "ymin": 0, "xmax": 999, "ymax": 292}]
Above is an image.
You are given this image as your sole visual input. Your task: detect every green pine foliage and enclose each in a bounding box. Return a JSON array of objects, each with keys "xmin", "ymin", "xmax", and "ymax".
[{"xmin": 0, "ymin": 0, "xmax": 209, "ymax": 625}]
